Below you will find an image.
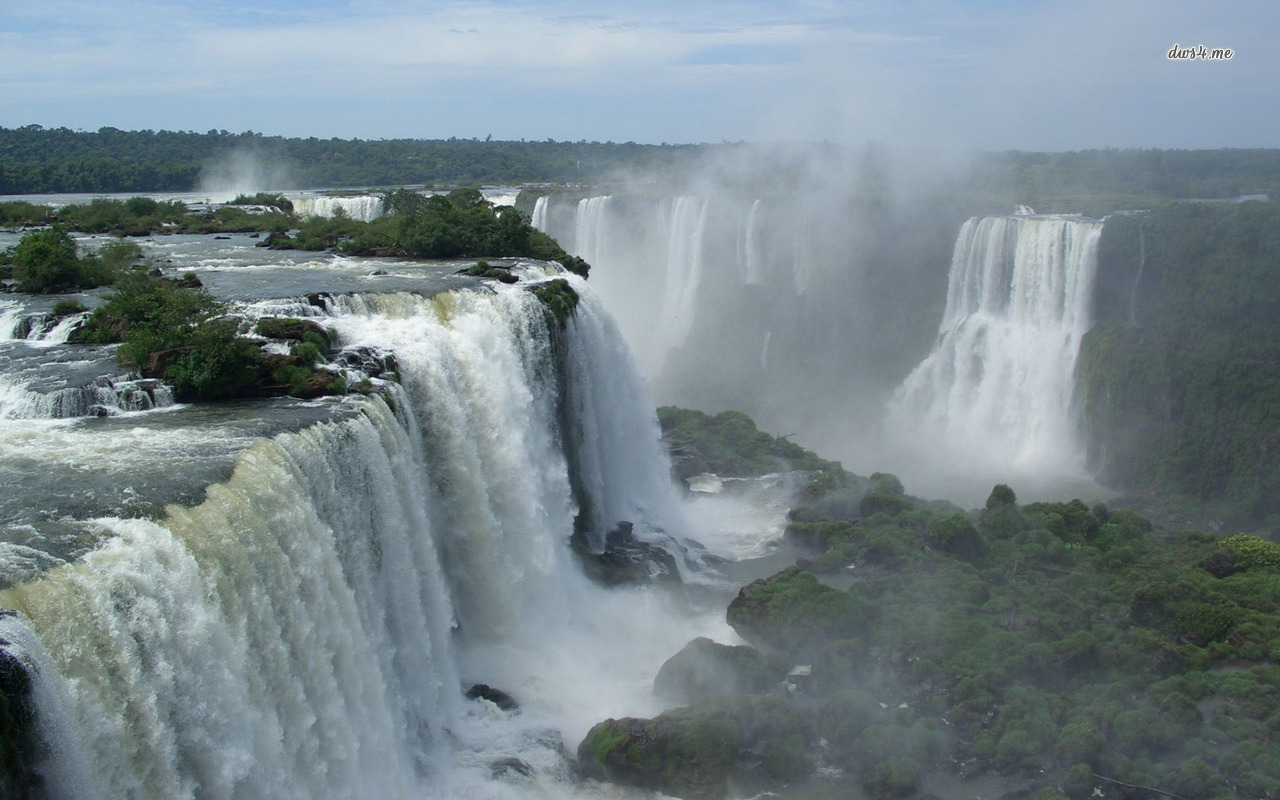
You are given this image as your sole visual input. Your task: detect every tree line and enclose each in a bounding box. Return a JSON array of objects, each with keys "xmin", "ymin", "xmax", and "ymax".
[
  {"xmin": 0, "ymin": 125, "xmax": 703, "ymax": 194},
  {"xmin": 3, "ymin": 125, "xmax": 1280, "ymax": 203}
]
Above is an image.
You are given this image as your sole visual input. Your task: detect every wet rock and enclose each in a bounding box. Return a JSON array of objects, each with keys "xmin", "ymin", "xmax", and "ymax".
[
  {"xmin": 576, "ymin": 521, "xmax": 682, "ymax": 587},
  {"xmin": 466, "ymin": 683, "xmax": 520, "ymax": 711},
  {"xmin": 254, "ymin": 317, "xmax": 331, "ymax": 345},
  {"xmin": 489, "ymin": 757, "xmax": 535, "ymax": 778}
]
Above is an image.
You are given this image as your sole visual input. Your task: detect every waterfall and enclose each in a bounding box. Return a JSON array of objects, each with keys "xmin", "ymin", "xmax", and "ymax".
[
  {"xmin": 572, "ymin": 196, "xmax": 611, "ymax": 267},
  {"xmin": 0, "ymin": 376, "xmax": 172, "ymax": 420},
  {"xmin": 530, "ymin": 195, "xmax": 549, "ymax": 231},
  {"xmin": 292, "ymin": 195, "xmax": 385, "ymax": 222},
  {"xmin": 656, "ymin": 197, "xmax": 710, "ymax": 357},
  {"xmin": 1, "ymin": 279, "xmax": 704, "ymax": 798},
  {"xmin": 888, "ymin": 215, "xmax": 1103, "ymax": 493},
  {"xmin": 743, "ymin": 199, "xmax": 765, "ymax": 285}
]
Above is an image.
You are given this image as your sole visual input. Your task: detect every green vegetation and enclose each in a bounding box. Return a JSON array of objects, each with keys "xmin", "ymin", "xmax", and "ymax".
[
  {"xmin": 583, "ymin": 409, "xmax": 1280, "ymax": 800},
  {"xmin": 531, "ymin": 278, "xmax": 580, "ymax": 326},
  {"xmin": 1, "ymin": 227, "xmax": 138, "ymax": 292},
  {"xmin": 229, "ymin": 192, "xmax": 294, "ymax": 213},
  {"xmin": 282, "ymin": 188, "xmax": 590, "ymax": 275},
  {"xmin": 1079, "ymin": 200, "xmax": 1280, "ymax": 528},
  {"xmin": 0, "ymin": 196, "xmax": 294, "ymax": 237},
  {"xmin": 0, "ymin": 125, "xmax": 704, "ymax": 193},
  {"xmin": 657, "ymin": 407, "xmax": 835, "ymax": 480},
  {"xmin": 70, "ymin": 274, "xmax": 344, "ymax": 402}
]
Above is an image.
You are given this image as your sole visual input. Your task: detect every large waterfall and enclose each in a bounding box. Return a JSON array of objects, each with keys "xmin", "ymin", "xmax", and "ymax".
[
  {"xmin": 0, "ymin": 274, "xmax": 726, "ymax": 799},
  {"xmin": 886, "ymin": 215, "xmax": 1104, "ymax": 500}
]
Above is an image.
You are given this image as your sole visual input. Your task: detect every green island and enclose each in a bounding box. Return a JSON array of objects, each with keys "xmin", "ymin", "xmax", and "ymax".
[{"xmin": 577, "ymin": 409, "xmax": 1280, "ymax": 800}]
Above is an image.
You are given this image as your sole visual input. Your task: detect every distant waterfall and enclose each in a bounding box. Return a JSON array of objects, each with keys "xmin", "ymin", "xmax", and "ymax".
[
  {"xmin": 292, "ymin": 194, "xmax": 385, "ymax": 222},
  {"xmin": 573, "ymin": 196, "xmax": 612, "ymax": 267},
  {"xmin": 530, "ymin": 195, "xmax": 549, "ymax": 230},
  {"xmin": 657, "ymin": 197, "xmax": 710, "ymax": 351},
  {"xmin": 1, "ymin": 280, "xmax": 695, "ymax": 799},
  {"xmin": 889, "ymin": 215, "xmax": 1103, "ymax": 487}
]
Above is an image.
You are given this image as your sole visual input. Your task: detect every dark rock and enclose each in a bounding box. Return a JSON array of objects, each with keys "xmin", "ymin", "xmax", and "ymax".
[
  {"xmin": 497, "ymin": 271, "xmax": 519, "ymax": 284},
  {"xmin": 576, "ymin": 521, "xmax": 682, "ymax": 587},
  {"xmin": 466, "ymin": 683, "xmax": 520, "ymax": 711},
  {"xmin": 255, "ymin": 317, "xmax": 331, "ymax": 345},
  {"xmin": 335, "ymin": 346, "xmax": 399, "ymax": 378},
  {"xmin": 12, "ymin": 317, "xmax": 33, "ymax": 340},
  {"xmin": 166, "ymin": 274, "xmax": 203, "ymax": 289},
  {"xmin": 490, "ymin": 757, "xmax": 535, "ymax": 778},
  {"xmin": 368, "ymin": 269, "xmax": 389, "ymax": 276},
  {"xmin": 1199, "ymin": 550, "xmax": 1240, "ymax": 578},
  {"xmin": 654, "ymin": 638, "xmax": 785, "ymax": 704},
  {"xmin": 306, "ymin": 292, "xmax": 331, "ymax": 310},
  {"xmin": 214, "ymin": 235, "xmax": 231, "ymax": 240},
  {"xmin": 257, "ymin": 230, "xmax": 296, "ymax": 249}
]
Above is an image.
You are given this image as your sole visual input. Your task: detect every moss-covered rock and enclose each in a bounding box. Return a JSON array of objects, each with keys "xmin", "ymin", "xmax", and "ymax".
[
  {"xmin": 653, "ymin": 638, "xmax": 785, "ymax": 704},
  {"xmin": 254, "ymin": 316, "xmax": 332, "ymax": 347},
  {"xmin": 727, "ymin": 566, "xmax": 868, "ymax": 654},
  {"xmin": 531, "ymin": 278, "xmax": 578, "ymax": 327},
  {"xmin": 577, "ymin": 713, "xmax": 742, "ymax": 799}
]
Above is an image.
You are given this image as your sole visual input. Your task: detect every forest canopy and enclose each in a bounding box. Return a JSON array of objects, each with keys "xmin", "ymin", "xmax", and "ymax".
[{"xmin": 3, "ymin": 125, "xmax": 1280, "ymax": 204}]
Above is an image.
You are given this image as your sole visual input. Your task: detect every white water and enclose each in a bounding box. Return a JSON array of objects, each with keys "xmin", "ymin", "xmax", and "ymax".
[
  {"xmin": 292, "ymin": 194, "xmax": 386, "ymax": 222},
  {"xmin": 886, "ymin": 215, "xmax": 1104, "ymax": 502},
  {"xmin": 530, "ymin": 196, "xmax": 549, "ymax": 231},
  {"xmin": 2, "ymin": 280, "xmax": 733, "ymax": 799}
]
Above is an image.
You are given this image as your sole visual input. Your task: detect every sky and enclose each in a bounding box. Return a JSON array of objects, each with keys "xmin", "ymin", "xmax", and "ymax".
[{"xmin": 1, "ymin": 0, "xmax": 1276, "ymax": 150}]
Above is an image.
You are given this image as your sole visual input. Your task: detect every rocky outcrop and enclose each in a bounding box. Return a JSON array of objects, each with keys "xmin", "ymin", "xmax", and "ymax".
[{"xmin": 653, "ymin": 638, "xmax": 784, "ymax": 705}]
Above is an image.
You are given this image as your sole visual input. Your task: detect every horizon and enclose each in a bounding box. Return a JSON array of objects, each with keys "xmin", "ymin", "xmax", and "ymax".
[{"xmin": 3, "ymin": 1, "xmax": 1276, "ymax": 151}]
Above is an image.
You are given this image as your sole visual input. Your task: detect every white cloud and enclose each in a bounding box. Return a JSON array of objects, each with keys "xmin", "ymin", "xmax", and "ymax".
[{"xmin": 1, "ymin": 0, "xmax": 1276, "ymax": 146}]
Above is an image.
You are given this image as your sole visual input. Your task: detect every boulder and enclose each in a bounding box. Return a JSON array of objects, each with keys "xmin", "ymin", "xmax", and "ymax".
[
  {"xmin": 465, "ymin": 683, "xmax": 519, "ymax": 711},
  {"xmin": 653, "ymin": 638, "xmax": 784, "ymax": 705},
  {"xmin": 727, "ymin": 566, "xmax": 868, "ymax": 655},
  {"xmin": 575, "ymin": 521, "xmax": 682, "ymax": 587},
  {"xmin": 254, "ymin": 317, "xmax": 331, "ymax": 345}
]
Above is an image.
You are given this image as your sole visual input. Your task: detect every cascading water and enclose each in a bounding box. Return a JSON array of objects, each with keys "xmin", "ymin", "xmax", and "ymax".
[
  {"xmin": 0, "ymin": 273, "xmax": 729, "ymax": 799},
  {"xmin": 292, "ymin": 194, "xmax": 386, "ymax": 222},
  {"xmin": 572, "ymin": 196, "xmax": 611, "ymax": 268},
  {"xmin": 886, "ymin": 215, "xmax": 1104, "ymax": 500}
]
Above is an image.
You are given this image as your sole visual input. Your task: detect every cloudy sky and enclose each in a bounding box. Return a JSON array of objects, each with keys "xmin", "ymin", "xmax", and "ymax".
[{"xmin": 2, "ymin": 0, "xmax": 1275, "ymax": 150}]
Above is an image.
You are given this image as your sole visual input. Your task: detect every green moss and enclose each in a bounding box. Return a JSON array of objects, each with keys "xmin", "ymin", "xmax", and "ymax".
[
  {"xmin": 658, "ymin": 406, "xmax": 836, "ymax": 480},
  {"xmin": 531, "ymin": 278, "xmax": 578, "ymax": 327}
]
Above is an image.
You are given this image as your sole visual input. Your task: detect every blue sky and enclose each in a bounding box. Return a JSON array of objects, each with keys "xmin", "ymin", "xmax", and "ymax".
[{"xmin": 1, "ymin": 0, "xmax": 1275, "ymax": 149}]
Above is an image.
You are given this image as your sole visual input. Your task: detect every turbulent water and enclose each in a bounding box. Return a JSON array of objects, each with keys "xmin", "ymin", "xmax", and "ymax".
[{"xmin": 0, "ymin": 233, "xmax": 774, "ymax": 799}]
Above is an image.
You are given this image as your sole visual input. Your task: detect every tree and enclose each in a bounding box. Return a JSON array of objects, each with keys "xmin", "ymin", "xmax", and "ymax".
[{"xmin": 10, "ymin": 227, "xmax": 82, "ymax": 292}]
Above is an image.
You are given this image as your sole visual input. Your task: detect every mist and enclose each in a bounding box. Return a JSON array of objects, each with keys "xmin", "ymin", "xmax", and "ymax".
[
  {"xmin": 196, "ymin": 146, "xmax": 295, "ymax": 200},
  {"xmin": 533, "ymin": 142, "xmax": 1110, "ymax": 506}
]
